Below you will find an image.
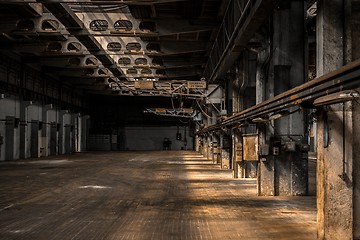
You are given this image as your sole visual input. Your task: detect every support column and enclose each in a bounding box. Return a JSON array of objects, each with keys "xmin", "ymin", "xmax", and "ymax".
[
  {"xmin": 64, "ymin": 124, "xmax": 71, "ymax": 154},
  {"xmin": 220, "ymin": 131, "xmax": 231, "ymax": 169},
  {"xmin": 19, "ymin": 101, "xmax": 32, "ymax": 159},
  {"xmin": 5, "ymin": 116, "xmax": 15, "ymax": 160},
  {"xmin": 50, "ymin": 122, "xmax": 58, "ymax": 155},
  {"xmin": 316, "ymin": 0, "xmax": 359, "ymax": 239},
  {"xmin": 317, "ymin": 104, "xmax": 353, "ymax": 240},
  {"xmin": 80, "ymin": 115, "xmax": 90, "ymax": 152},
  {"xmin": 258, "ymin": 0, "xmax": 307, "ymax": 196},
  {"xmin": 352, "ymin": 2, "xmax": 360, "ymax": 238},
  {"xmin": 41, "ymin": 104, "xmax": 52, "ymax": 157},
  {"xmin": 58, "ymin": 110, "xmax": 68, "ymax": 155},
  {"xmin": 71, "ymin": 113, "xmax": 80, "ymax": 153},
  {"xmin": 353, "ymin": 88, "xmax": 360, "ymax": 240},
  {"xmin": 256, "ymin": 40, "xmax": 274, "ymax": 194},
  {"xmin": 30, "ymin": 120, "xmax": 40, "ymax": 158},
  {"xmin": 206, "ymin": 134, "xmax": 212, "ymax": 160},
  {"xmin": 211, "ymin": 133, "xmax": 218, "ymax": 164},
  {"xmin": 232, "ymin": 129, "xmax": 242, "ymax": 178}
]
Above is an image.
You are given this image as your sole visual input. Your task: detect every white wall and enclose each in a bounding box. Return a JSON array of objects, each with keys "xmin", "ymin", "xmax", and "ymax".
[{"xmin": 0, "ymin": 94, "xmax": 88, "ymax": 160}]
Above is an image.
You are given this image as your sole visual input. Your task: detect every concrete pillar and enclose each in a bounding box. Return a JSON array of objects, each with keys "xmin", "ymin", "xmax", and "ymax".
[
  {"xmin": 353, "ymin": 88, "xmax": 360, "ymax": 240},
  {"xmin": 30, "ymin": 120, "xmax": 40, "ymax": 158},
  {"xmin": 80, "ymin": 115, "xmax": 90, "ymax": 152},
  {"xmin": 256, "ymin": 42, "xmax": 272, "ymax": 193},
  {"xmin": 316, "ymin": 0, "xmax": 344, "ymax": 76},
  {"xmin": 5, "ymin": 116, "xmax": 15, "ymax": 160},
  {"xmin": 258, "ymin": 0, "xmax": 307, "ymax": 196},
  {"xmin": 210, "ymin": 133, "xmax": 218, "ymax": 164},
  {"xmin": 317, "ymin": 104, "xmax": 354, "ymax": 240},
  {"xmin": 351, "ymin": 1, "xmax": 360, "ymax": 61},
  {"xmin": 316, "ymin": 1, "xmax": 360, "ymax": 239},
  {"xmin": 19, "ymin": 101, "xmax": 32, "ymax": 159},
  {"xmin": 64, "ymin": 124, "xmax": 71, "ymax": 154},
  {"xmin": 220, "ymin": 131, "xmax": 231, "ymax": 169},
  {"xmin": 58, "ymin": 110, "xmax": 68, "ymax": 155},
  {"xmin": 41, "ymin": 104, "xmax": 52, "ymax": 157},
  {"xmin": 206, "ymin": 134, "xmax": 211, "ymax": 160},
  {"xmin": 50, "ymin": 122, "xmax": 58, "ymax": 155},
  {"xmin": 232, "ymin": 128, "xmax": 242, "ymax": 178},
  {"xmin": 71, "ymin": 113, "xmax": 80, "ymax": 153},
  {"xmin": 351, "ymin": 2, "xmax": 360, "ymax": 239}
]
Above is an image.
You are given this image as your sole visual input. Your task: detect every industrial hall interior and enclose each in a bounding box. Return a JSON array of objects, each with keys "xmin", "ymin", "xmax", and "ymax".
[{"xmin": 0, "ymin": 0, "xmax": 359, "ymax": 239}]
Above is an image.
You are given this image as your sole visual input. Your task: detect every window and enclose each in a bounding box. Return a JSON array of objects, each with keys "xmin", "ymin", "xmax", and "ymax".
[
  {"xmin": 107, "ymin": 42, "xmax": 121, "ymax": 52},
  {"xmin": 135, "ymin": 58, "xmax": 148, "ymax": 65},
  {"xmin": 90, "ymin": 20, "xmax": 108, "ymax": 31},
  {"xmin": 140, "ymin": 68, "xmax": 152, "ymax": 74},
  {"xmin": 126, "ymin": 42, "xmax": 141, "ymax": 51},
  {"xmin": 114, "ymin": 20, "xmax": 132, "ymax": 31},
  {"xmin": 118, "ymin": 57, "xmax": 131, "ymax": 65},
  {"xmin": 126, "ymin": 68, "xmax": 137, "ymax": 74},
  {"xmin": 41, "ymin": 20, "xmax": 59, "ymax": 31}
]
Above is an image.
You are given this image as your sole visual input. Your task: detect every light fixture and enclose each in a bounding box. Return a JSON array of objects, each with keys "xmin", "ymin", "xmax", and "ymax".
[{"xmin": 313, "ymin": 90, "xmax": 359, "ymax": 106}]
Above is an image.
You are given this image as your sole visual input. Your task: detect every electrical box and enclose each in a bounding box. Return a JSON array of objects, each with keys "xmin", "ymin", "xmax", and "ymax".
[
  {"xmin": 176, "ymin": 133, "xmax": 181, "ymax": 140},
  {"xmin": 284, "ymin": 141, "xmax": 296, "ymax": 152},
  {"xmin": 273, "ymin": 147, "xmax": 280, "ymax": 155},
  {"xmin": 259, "ymin": 144, "xmax": 269, "ymax": 156},
  {"xmin": 298, "ymin": 144, "xmax": 310, "ymax": 152}
]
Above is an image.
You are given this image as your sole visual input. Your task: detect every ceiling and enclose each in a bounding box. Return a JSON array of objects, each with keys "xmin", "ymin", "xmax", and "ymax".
[{"xmin": 0, "ymin": 0, "xmax": 225, "ymax": 98}]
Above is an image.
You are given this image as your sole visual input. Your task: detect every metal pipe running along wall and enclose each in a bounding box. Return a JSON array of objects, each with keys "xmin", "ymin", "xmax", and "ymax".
[{"xmin": 198, "ymin": 58, "xmax": 360, "ymax": 134}]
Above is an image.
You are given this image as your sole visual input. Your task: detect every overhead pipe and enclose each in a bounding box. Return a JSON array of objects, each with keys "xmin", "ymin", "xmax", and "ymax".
[{"xmin": 198, "ymin": 58, "xmax": 360, "ymax": 134}]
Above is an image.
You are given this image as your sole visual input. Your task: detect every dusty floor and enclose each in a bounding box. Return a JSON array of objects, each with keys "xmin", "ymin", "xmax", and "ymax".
[{"xmin": 0, "ymin": 151, "xmax": 316, "ymax": 240}]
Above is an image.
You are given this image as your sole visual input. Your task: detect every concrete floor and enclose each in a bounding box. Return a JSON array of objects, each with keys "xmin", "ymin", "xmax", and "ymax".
[{"xmin": 0, "ymin": 151, "xmax": 316, "ymax": 240}]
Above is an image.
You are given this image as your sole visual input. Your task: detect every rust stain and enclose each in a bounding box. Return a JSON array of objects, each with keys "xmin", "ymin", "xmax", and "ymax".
[
  {"xmin": 293, "ymin": 99, "xmax": 303, "ymax": 104},
  {"xmin": 290, "ymin": 94, "xmax": 298, "ymax": 100},
  {"xmin": 290, "ymin": 94, "xmax": 302, "ymax": 104}
]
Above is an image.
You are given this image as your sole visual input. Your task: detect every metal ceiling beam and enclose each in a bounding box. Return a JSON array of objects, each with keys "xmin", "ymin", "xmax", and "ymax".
[
  {"xmin": 203, "ymin": 0, "xmax": 278, "ymax": 82},
  {"xmin": 2, "ymin": 0, "xmax": 188, "ymax": 5}
]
